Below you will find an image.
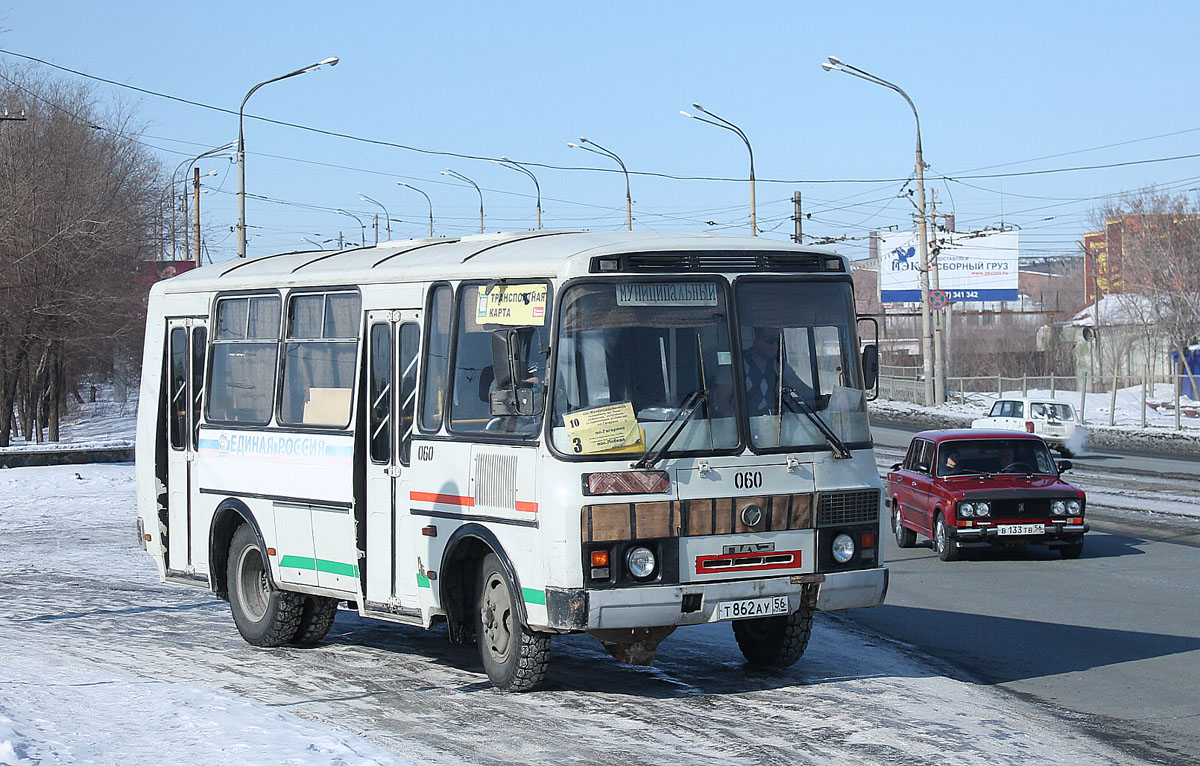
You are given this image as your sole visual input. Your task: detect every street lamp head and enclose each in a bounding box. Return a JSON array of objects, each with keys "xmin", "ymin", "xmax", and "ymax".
[
  {"xmin": 821, "ymin": 62, "xmax": 836, "ymax": 72},
  {"xmin": 827, "ymin": 55, "xmax": 843, "ymax": 65},
  {"xmin": 566, "ymin": 142, "xmax": 579, "ymax": 149},
  {"xmin": 578, "ymin": 137, "xmax": 589, "ymax": 144},
  {"xmin": 679, "ymin": 110, "xmax": 694, "ymax": 119},
  {"xmin": 691, "ymin": 102, "xmax": 703, "ymax": 110},
  {"xmin": 319, "ymin": 57, "xmax": 339, "ymax": 67}
]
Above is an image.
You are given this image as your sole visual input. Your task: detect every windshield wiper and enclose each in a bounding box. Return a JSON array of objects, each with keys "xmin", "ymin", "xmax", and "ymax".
[
  {"xmin": 633, "ymin": 389, "xmax": 708, "ymax": 469},
  {"xmin": 780, "ymin": 387, "xmax": 852, "ymax": 459}
]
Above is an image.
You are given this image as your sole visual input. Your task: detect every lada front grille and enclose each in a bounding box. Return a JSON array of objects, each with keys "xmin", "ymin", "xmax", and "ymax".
[
  {"xmin": 816, "ymin": 489, "xmax": 881, "ymax": 527},
  {"xmin": 988, "ymin": 498, "xmax": 1059, "ymax": 519}
]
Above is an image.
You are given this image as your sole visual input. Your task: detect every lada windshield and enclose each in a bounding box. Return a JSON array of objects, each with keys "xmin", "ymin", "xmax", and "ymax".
[
  {"xmin": 550, "ymin": 279, "xmax": 738, "ymax": 457},
  {"xmin": 937, "ymin": 438, "xmax": 1058, "ymax": 477},
  {"xmin": 734, "ymin": 279, "xmax": 871, "ymax": 451}
]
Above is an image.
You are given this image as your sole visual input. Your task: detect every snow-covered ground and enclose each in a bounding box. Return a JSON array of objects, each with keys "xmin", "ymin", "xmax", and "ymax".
[
  {"xmin": 0, "ymin": 462, "xmax": 1139, "ymax": 764},
  {"xmin": 0, "ymin": 383, "xmax": 136, "ymax": 453}
]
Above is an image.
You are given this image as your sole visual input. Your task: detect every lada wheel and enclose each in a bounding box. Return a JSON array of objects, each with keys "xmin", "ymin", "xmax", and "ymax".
[
  {"xmin": 227, "ymin": 524, "xmax": 303, "ymax": 647},
  {"xmin": 476, "ymin": 553, "xmax": 550, "ymax": 691},
  {"xmin": 732, "ymin": 606, "xmax": 814, "ymax": 667},
  {"xmin": 893, "ymin": 504, "xmax": 916, "ymax": 549},
  {"xmin": 933, "ymin": 513, "xmax": 959, "ymax": 562}
]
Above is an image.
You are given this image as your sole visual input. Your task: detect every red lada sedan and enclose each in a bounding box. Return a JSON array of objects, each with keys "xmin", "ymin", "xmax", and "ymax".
[{"xmin": 887, "ymin": 429, "xmax": 1088, "ymax": 561}]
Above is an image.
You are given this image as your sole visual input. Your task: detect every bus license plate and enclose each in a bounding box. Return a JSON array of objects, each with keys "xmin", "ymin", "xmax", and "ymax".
[
  {"xmin": 998, "ymin": 523, "xmax": 1044, "ymax": 536},
  {"xmin": 715, "ymin": 596, "xmax": 790, "ymax": 621}
]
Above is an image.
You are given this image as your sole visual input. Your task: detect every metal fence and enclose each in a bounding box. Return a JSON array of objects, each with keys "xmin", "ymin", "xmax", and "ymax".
[{"xmin": 877, "ymin": 365, "xmax": 1198, "ymax": 429}]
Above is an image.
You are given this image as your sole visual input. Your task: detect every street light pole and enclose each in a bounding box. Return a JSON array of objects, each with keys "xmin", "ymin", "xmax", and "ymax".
[
  {"xmin": 568, "ymin": 138, "xmax": 631, "ymax": 231},
  {"xmin": 823, "ymin": 55, "xmax": 941, "ymax": 405},
  {"xmin": 358, "ymin": 192, "xmax": 391, "ymax": 242},
  {"xmin": 172, "ymin": 141, "xmax": 235, "ymax": 262},
  {"xmin": 441, "ymin": 169, "xmax": 484, "ymax": 233},
  {"xmin": 681, "ymin": 104, "xmax": 756, "ymax": 236},
  {"xmin": 237, "ymin": 56, "xmax": 338, "ymax": 258},
  {"xmin": 397, "ymin": 181, "xmax": 434, "ymax": 237},
  {"xmin": 492, "ymin": 157, "xmax": 542, "ymax": 230},
  {"xmin": 333, "ymin": 208, "xmax": 366, "ymax": 247}
]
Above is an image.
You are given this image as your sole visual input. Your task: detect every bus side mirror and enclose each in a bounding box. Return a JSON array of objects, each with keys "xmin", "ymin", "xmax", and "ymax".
[
  {"xmin": 490, "ymin": 328, "xmax": 540, "ymax": 417},
  {"xmin": 861, "ymin": 344, "xmax": 879, "ymax": 390}
]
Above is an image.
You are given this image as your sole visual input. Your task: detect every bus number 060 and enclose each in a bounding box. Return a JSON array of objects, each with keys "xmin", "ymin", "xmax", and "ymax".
[{"xmin": 734, "ymin": 471, "xmax": 763, "ymax": 489}]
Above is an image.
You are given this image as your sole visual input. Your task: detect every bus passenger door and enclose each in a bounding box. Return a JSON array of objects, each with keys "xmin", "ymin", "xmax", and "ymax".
[
  {"xmin": 364, "ymin": 311, "xmax": 421, "ymax": 608},
  {"xmin": 164, "ymin": 318, "xmax": 207, "ymax": 574}
]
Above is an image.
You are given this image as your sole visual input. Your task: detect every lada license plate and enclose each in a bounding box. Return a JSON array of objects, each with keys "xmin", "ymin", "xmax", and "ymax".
[
  {"xmin": 998, "ymin": 523, "xmax": 1044, "ymax": 536},
  {"xmin": 714, "ymin": 596, "xmax": 790, "ymax": 621}
]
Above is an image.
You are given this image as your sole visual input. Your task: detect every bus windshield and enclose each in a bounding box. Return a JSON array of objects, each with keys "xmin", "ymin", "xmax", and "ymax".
[
  {"xmin": 551, "ymin": 280, "xmax": 738, "ymax": 457},
  {"xmin": 734, "ymin": 279, "xmax": 870, "ymax": 451},
  {"xmin": 550, "ymin": 277, "xmax": 871, "ymax": 458}
]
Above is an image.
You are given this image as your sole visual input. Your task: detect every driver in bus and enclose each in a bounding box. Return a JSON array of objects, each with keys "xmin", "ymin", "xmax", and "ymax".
[{"xmin": 742, "ymin": 326, "xmax": 815, "ymax": 416}]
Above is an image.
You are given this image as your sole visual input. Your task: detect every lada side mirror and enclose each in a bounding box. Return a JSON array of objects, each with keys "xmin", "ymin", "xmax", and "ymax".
[
  {"xmin": 1056, "ymin": 460, "xmax": 1073, "ymax": 473},
  {"xmin": 891, "ymin": 462, "xmax": 902, "ymax": 471}
]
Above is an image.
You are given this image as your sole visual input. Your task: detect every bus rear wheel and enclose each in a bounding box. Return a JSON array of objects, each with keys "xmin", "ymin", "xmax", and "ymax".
[
  {"xmin": 227, "ymin": 525, "xmax": 303, "ymax": 647},
  {"xmin": 732, "ymin": 606, "xmax": 814, "ymax": 668},
  {"xmin": 476, "ymin": 553, "xmax": 549, "ymax": 691},
  {"xmin": 292, "ymin": 596, "xmax": 340, "ymax": 646}
]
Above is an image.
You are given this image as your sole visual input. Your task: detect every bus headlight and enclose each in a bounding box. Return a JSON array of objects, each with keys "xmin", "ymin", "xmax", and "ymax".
[
  {"xmin": 1067, "ymin": 499, "xmax": 1082, "ymax": 516},
  {"xmin": 626, "ymin": 546, "xmax": 657, "ymax": 579},
  {"xmin": 959, "ymin": 502, "xmax": 975, "ymax": 518},
  {"xmin": 831, "ymin": 533, "xmax": 855, "ymax": 564},
  {"xmin": 1052, "ymin": 500, "xmax": 1067, "ymax": 516}
]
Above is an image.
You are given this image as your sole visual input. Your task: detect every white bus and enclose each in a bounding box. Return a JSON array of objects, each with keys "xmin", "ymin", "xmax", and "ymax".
[{"xmin": 136, "ymin": 230, "xmax": 887, "ymax": 691}]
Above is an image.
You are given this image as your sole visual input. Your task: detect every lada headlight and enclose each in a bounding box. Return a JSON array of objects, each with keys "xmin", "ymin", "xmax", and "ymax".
[
  {"xmin": 1067, "ymin": 499, "xmax": 1082, "ymax": 516},
  {"xmin": 1052, "ymin": 500, "xmax": 1067, "ymax": 516},
  {"xmin": 975, "ymin": 501, "xmax": 990, "ymax": 517},
  {"xmin": 959, "ymin": 502, "xmax": 975, "ymax": 517}
]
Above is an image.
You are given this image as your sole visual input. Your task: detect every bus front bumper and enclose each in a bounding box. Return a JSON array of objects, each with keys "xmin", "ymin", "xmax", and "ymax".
[{"xmin": 543, "ymin": 567, "xmax": 888, "ymax": 632}]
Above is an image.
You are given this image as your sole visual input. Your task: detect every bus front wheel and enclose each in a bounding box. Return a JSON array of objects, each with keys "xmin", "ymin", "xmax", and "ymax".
[
  {"xmin": 732, "ymin": 606, "xmax": 814, "ymax": 668},
  {"xmin": 227, "ymin": 524, "xmax": 303, "ymax": 647},
  {"xmin": 476, "ymin": 553, "xmax": 550, "ymax": 691}
]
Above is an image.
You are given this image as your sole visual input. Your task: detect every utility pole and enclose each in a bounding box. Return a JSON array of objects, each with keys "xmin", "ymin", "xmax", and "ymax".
[
  {"xmin": 193, "ymin": 167, "xmax": 202, "ymax": 266},
  {"xmin": 792, "ymin": 191, "xmax": 803, "ymax": 244},
  {"xmin": 930, "ymin": 189, "xmax": 946, "ymax": 403},
  {"xmin": 373, "ymin": 213, "xmax": 379, "ymax": 245}
]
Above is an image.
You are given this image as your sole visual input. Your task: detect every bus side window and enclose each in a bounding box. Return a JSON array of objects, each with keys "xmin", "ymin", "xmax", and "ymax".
[
  {"xmin": 398, "ymin": 323, "xmax": 419, "ymax": 463},
  {"xmin": 368, "ymin": 323, "xmax": 391, "ymax": 464},
  {"xmin": 168, "ymin": 327, "xmax": 187, "ymax": 450},
  {"xmin": 420, "ymin": 284, "xmax": 452, "ymax": 432},
  {"xmin": 208, "ymin": 295, "xmax": 280, "ymax": 424},
  {"xmin": 279, "ymin": 291, "xmax": 361, "ymax": 428},
  {"xmin": 190, "ymin": 326, "xmax": 206, "ymax": 449}
]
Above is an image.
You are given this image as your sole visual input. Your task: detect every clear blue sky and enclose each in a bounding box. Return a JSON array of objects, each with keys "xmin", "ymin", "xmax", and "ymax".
[{"xmin": 3, "ymin": 1, "xmax": 1199, "ymax": 262}]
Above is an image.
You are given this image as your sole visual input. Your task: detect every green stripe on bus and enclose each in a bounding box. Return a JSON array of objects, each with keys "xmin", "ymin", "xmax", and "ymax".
[
  {"xmin": 522, "ymin": 587, "xmax": 546, "ymax": 605},
  {"xmin": 417, "ymin": 573, "xmax": 431, "ymax": 589},
  {"xmin": 279, "ymin": 555, "xmax": 358, "ymax": 578}
]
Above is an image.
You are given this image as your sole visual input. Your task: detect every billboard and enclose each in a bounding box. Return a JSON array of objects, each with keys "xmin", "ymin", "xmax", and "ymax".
[{"xmin": 878, "ymin": 230, "xmax": 1018, "ymax": 303}]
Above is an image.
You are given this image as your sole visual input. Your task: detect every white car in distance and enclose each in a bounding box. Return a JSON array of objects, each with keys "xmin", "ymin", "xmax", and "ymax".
[{"xmin": 970, "ymin": 397, "xmax": 1087, "ymax": 456}]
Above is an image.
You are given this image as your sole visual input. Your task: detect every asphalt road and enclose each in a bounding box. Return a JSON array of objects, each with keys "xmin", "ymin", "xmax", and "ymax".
[{"xmin": 843, "ymin": 422, "xmax": 1200, "ymax": 763}]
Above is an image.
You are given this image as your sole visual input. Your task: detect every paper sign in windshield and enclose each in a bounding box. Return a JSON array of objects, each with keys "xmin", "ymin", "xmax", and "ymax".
[
  {"xmin": 477, "ymin": 284, "xmax": 547, "ymax": 326},
  {"xmin": 564, "ymin": 402, "xmax": 644, "ymax": 454},
  {"xmin": 615, "ymin": 282, "xmax": 718, "ymax": 307}
]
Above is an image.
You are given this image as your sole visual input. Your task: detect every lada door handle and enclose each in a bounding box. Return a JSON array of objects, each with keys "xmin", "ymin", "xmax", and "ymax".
[{"xmin": 910, "ymin": 481, "xmax": 917, "ymax": 486}]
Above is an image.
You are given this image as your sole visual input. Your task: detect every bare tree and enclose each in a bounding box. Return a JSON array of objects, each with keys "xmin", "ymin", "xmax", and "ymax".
[
  {"xmin": 0, "ymin": 67, "xmax": 161, "ymax": 445},
  {"xmin": 1097, "ymin": 190, "xmax": 1200, "ymax": 400}
]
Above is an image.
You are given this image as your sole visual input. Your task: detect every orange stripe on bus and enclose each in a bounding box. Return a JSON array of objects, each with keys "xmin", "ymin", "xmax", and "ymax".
[
  {"xmin": 409, "ymin": 491, "xmax": 475, "ymax": 507},
  {"xmin": 515, "ymin": 501, "xmax": 539, "ymax": 513}
]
